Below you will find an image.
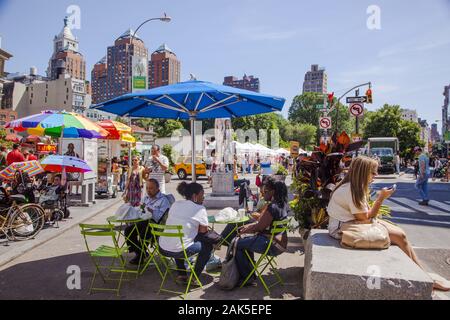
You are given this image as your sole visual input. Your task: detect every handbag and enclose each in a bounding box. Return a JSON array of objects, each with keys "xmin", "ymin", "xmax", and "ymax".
[
  {"xmin": 196, "ymin": 227, "xmax": 223, "ymax": 245},
  {"xmin": 218, "ymin": 237, "xmax": 240, "ymax": 290},
  {"xmin": 340, "ymin": 220, "xmax": 390, "ymax": 250}
]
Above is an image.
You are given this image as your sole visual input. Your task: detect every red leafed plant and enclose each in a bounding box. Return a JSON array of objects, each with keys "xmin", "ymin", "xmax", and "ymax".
[{"xmin": 290, "ymin": 131, "xmax": 364, "ymax": 237}]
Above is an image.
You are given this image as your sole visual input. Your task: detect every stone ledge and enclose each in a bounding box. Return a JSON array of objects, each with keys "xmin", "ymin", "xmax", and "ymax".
[{"xmin": 303, "ymin": 229, "xmax": 434, "ymax": 300}]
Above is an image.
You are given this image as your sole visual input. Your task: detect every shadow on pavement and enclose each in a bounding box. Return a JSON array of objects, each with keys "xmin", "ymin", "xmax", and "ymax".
[{"xmin": 0, "ymin": 249, "xmax": 303, "ymax": 300}]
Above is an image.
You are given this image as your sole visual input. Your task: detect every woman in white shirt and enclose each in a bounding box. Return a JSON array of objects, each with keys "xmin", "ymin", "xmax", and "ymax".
[
  {"xmin": 159, "ymin": 182, "xmax": 213, "ymax": 285},
  {"xmin": 327, "ymin": 156, "xmax": 449, "ymax": 291}
]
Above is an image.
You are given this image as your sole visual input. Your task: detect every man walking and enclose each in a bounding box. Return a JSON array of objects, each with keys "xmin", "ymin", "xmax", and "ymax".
[
  {"xmin": 414, "ymin": 147, "xmax": 430, "ymax": 205},
  {"xmin": 394, "ymin": 152, "xmax": 401, "ymax": 174}
]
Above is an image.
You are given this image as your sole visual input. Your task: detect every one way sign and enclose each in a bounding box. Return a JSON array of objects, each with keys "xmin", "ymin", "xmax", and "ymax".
[{"xmin": 346, "ymin": 96, "xmax": 367, "ymax": 103}]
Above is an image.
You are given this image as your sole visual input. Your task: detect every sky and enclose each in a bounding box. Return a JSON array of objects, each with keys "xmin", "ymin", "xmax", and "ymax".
[{"xmin": 1, "ymin": 0, "xmax": 449, "ymax": 132}]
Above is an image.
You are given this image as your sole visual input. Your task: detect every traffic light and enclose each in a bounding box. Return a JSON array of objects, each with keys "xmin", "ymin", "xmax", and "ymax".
[
  {"xmin": 328, "ymin": 92, "xmax": 334, "ymax": 103},
  {"xmin": 328, "ymin": 92, "xmax": 334, "ymax": 106},
  {"xmin": 366, "ymin": 88, "xmax": 373, "ymax": 103}
]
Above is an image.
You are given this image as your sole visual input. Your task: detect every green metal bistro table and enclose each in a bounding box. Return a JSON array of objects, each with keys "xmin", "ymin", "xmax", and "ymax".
[
  {"xmin": 208, "ymin": 215, "xmax": 250, "ymax": 247},
  {"xmin": 106, "ymin": 215, "xmax": 148, "ymax": 276}
]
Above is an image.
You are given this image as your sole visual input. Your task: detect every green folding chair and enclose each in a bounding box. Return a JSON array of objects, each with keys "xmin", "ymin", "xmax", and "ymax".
[
  {"xmin": 138, "ymin": 220, "xmax": 164, "ymax": 278},
  {"xmin": 149, "ymin": 223, "xmax": 203, "ymax": 300},
  {"xmin": 79, "ymin": 223, "xmax": 138, "ymax": 296},
  {"xmin": 239, "ymin": 219, "xmax": 290, "ymax": 295}
]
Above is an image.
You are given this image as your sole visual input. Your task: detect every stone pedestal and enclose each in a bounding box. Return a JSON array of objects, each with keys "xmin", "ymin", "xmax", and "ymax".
[
  {"xmin": 211, "ymin": 172, "xmax": 234, "ymax": 196},
  {"xmin": 303, "ymin": 229, "xmax": 434, "ymax": 300},
  {"xmin": 205, "ymin": 172, "xmax": 239, "ymax": 209}
]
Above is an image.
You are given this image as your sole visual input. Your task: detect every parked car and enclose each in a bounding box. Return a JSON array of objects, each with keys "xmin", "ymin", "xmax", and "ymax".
[{"xmin": 174, "ymin": 156, "xmax": 206, "ymax": 180}]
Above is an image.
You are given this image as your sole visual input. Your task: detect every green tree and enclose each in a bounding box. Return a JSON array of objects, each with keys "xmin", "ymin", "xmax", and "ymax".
[
  {"xmin": 135, "ymin": 118, "xmax": 184, "ymax": 138},
  {"xmin": 288, "ymin": 92, "xmax": 353, "ymax": 143},
  {"xmin": 0, "ymin": 129, "xmax": 14, "ymax": 149},
  {"xmin": 362, "ymin": 104, "xmax": 424, "ymax": 158},
  {"xmin": 362, "ymin": 104, "xmax": 403, "ymax": 138},
  {"xmin": 397, "ymin": 120, "xmax": 424, "ymax": 158},
  {"xmin": 283, "ymin": 123, "xmax": 317, "ymax": 150}
]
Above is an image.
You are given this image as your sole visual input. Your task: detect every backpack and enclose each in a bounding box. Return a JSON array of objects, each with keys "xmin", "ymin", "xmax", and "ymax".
[{"xmin": 218, "ymin": 237, "xmax": 240, "ymax": 290}]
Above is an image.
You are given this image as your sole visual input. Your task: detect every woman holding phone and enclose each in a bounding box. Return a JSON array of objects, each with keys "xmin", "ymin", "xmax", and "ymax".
[{"xmin": 327, "ymin": 156, "xmax": 449, "ymax": 291}]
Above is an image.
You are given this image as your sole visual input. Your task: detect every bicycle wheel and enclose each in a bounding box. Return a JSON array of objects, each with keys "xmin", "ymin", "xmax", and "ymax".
[{"xmin": 8, "ymin": 204, "xmax": 45, "ymax": 240}]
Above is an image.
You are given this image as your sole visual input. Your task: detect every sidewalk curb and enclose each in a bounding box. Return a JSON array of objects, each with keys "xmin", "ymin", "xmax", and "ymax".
[{"xmin": 0, "ymin": 197, "xmax": 122, "ymax": 268}]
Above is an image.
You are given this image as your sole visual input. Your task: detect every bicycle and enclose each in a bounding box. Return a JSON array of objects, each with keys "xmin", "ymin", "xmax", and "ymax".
[{"xmin": 0, "ymin": 187, "xmax": 45, "ymax": 244}]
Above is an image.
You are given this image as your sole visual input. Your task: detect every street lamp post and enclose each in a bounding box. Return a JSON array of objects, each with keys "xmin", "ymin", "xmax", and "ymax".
[{"xmin": 125, "ymin": 14, "xmax": 172, "ymax": 169}]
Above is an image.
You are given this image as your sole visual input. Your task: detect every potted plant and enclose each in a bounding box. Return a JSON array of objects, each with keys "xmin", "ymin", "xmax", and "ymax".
[
  {"xmin": 289, "ymin": 132, "xmax": 392, "ymax": 241},
  {"xmin": 272, "ymin": 163, "xmax": 288, "ymax": 182}
]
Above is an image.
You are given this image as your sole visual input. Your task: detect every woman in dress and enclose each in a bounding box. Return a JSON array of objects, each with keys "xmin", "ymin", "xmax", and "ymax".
[{"xmin": 123, "ymin": 156, "xmax": 147, "ymax": 207}]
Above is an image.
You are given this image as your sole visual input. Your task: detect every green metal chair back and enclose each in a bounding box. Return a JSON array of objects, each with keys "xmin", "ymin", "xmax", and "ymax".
[
  {"xmin": 148, "ymin": 223, "xmax": 202, "ymax": 299},
  {"xmin": 79, "ymin": 223, "xmax": 130, "ymax": 296},
  {"xmin": 240, "ymin": 218, "xmax": 291, "ymax": 294},
  {"xmin": 80, "ymin": 223, "xmax": 121, "ymax": 256}
]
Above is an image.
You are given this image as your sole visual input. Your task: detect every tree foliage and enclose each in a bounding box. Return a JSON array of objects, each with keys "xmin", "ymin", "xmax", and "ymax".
[
  {"xmin": 135, "ymin": 118, "xmax": 184, "ymax": 138},
  {"xmin": 282, "ymin": 123, "xmax": 317, "ymax": 150},
  {"xmin": 288, "ymin": 92, "xmax": 353, "ymax": 143},
  {"xmin": 362, "ymin": 104, "xmax": 424, "ymax": 157}
]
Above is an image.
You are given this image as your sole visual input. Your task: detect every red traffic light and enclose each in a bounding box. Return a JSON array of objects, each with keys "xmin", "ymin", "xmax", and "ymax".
[
  {"xmin": 328, "ymin": 92, "xmax": 334, "ymax": 103},
  {"xmin": 365, "ymin": 89, "xmax": 372, "ymax": 103}
]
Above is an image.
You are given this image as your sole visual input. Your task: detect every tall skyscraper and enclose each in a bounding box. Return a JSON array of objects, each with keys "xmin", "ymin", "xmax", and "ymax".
[
  {"xmin": 148, "ymin": 44, "xmax": 180, "ymax": 89},
  {"xmin": 91, "ymin": 56, "xmax": 107, "ymax": 104},
  {"xmin": 47, "ymin": 17, "xmax": 86, "ymax": 81},
  {"xmin": 223, "ymin": 74, "xmax": 260, "ymax": 92},
  {"xmin": 431, "ymin": 123, "xmax": 440, "ymax": 142},
  {"xmin": 91, "ymin": 29, "xmax": 148, "ymax": 104},
  {"xmin": 302, "ymin": 64, "xmax": 327, "ymax": 94}
]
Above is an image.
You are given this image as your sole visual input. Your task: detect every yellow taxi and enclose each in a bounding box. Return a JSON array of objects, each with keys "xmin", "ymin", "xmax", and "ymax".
[{"xmin": 174, "ymin": 156, "xmax": 207, "ymax": 180}]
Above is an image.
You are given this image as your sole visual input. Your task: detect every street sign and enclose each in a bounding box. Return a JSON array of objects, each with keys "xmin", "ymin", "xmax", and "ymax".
[
  {"xmin": 290, "ymin": 141, "xmax": 300, "ymax": 157},
  {"xmin": 315, "ymin": 104, "xmax": 325, "ymax": 109},
  {"xmin": 346, "ymin": 96, "xmax": 367, "ymax": 103},
  {"xmin": 319, "ymin": 117, "xmax": 332, "ymax": 129},
  {"xmin": 349, "ymin": 103, "xmax": 364, "ymax": 117},
  {"xmin": 351, "ymin": 133, "xmax": 362, "ymax": 142}
]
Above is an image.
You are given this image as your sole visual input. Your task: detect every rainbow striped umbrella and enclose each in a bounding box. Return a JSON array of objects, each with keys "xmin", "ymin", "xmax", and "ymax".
[
  {"xmin": 97, "ymin": 120, "xmax": 135, "ymax": 142},
  {"xmin": 5, "ymin": 110, "xmax": 109, "ymax": 139},
  {"xmin": 40, "ymin": 155, "xmax": 92, "ymax": 173},
  {"xmin": 0, "ymin": 161, "xmax": 45, "ymax": 180}
]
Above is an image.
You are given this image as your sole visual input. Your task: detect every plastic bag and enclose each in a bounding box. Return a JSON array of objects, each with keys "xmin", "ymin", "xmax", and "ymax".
[
  {"xmin": 15, "ymin": 212, "xmax": 34, "ymax": 234},
  {"xmin": 114, "ymin": 203, "xmax": 142, "ymax": 220},
  {"xmin": 215, "ymin": 207, "xmax": 238, "ymax": 222}
]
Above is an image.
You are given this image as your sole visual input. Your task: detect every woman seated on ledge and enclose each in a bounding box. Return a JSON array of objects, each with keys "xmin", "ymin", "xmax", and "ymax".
[{"xmin": 327, "ymin": 156, "xmax": 449, "ymax": 291}]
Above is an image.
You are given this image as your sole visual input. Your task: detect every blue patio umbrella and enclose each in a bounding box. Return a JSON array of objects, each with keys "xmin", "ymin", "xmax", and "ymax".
[{"xmin": 93, "ymin": 80, "xmax": 285, "ymax": 181}]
